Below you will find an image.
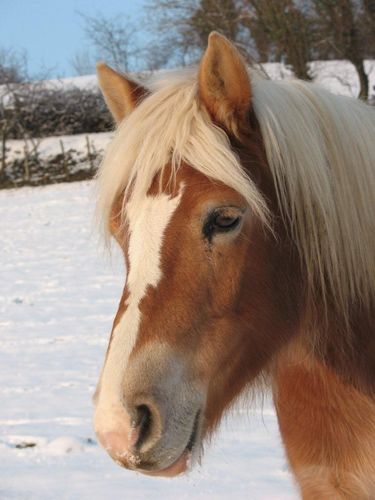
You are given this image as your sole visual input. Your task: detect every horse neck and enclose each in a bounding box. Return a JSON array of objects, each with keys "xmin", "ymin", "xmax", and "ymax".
[
  {"xmin": 295, "ymin": 301, "xmax": 375, "ymax": 399},
  {"xmin": 234, "ymin": 122, "xmax": 375, "ymax": 398}
]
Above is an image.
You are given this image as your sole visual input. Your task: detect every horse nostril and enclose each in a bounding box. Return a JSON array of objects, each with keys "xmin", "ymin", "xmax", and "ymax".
[{"xmin": 134, "ymin": 404, "xmax": 152, "ymax": 450}]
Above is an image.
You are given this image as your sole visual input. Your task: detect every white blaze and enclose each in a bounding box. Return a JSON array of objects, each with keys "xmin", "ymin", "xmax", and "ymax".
[{"xmin": 95, "ymin": 190, "xmax": 182, "ymax": 424}]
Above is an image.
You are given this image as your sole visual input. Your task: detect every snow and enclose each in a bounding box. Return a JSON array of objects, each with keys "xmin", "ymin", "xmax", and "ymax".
[
  {"xmin": 0, "ymin": 181, "xmax": 298, "ymax": 499},
  {"xmin": 5, "ymin": 132, "xmax": 113, "ymax": 164},
  {"xmin": 260, "ymin": 60, "xmax": 375, "ymax": 97},
  {"xmin": 45, "ymin": 74, "xmax": 98, "ymax": 91}
]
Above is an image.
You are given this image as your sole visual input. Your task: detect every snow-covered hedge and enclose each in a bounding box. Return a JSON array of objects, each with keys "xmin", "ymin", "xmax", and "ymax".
[
  {"xmin": 0, "ymin": 132, "xmax": 112, "ymax": 188},
  {"xmin": 1, "ymin": 85, "xmax": 113, "ymax": 139}
]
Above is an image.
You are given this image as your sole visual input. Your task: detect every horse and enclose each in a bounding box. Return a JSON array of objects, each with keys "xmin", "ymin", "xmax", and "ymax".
[{"xmin": 93, "ymin": 32, "xmax": 375, "ymax": 498}]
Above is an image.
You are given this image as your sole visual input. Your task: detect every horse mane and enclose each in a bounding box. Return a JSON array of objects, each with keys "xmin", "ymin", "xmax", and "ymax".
[
  {"xmin": 251, "ymin": 75, "xmax": 375, "ymax": 319},
  {"xmin": 97, "ymin": 67, "xmax": 375, "ymax": 320}
]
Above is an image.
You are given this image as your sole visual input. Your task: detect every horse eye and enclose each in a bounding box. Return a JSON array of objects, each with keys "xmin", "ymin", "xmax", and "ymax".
[
  {"xmin": 214, "ymin": 214, "xmax": 240, "ymax": 230},
  {"xmin": 203, "ymin": 208, "xmax": 242, "ymax": 239}
]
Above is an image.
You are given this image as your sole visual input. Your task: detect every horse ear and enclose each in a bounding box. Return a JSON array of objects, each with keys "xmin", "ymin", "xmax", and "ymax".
[
  {"xmin": 96, "ymin": 62, "xmax": 148, "ymax": 124},
  {"xmin": 198, "ymin": 32, "xmax": 252, "ymax": 131}
]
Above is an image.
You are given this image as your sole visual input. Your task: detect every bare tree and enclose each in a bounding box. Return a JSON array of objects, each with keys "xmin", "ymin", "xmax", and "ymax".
[
  {"xmin": 312, "ymin": 0, "xmax": 374, "ymax": 99},
  {"xmin": 190, "ymin": 0, "xmax": 242, "ymax": 47},
  {"xmin": 0, "ymin": 47, "xmax": 29, "ymax": 182},
  {"xmin": 145, "ymin": 0, "xmax": 314, "ymax": 76},
  {"xmin": 80, "ymin": 13, "xmax": 141, "ymax": 72},
  {"xmin": 0, "ymin": 47, "xmax": 27, "ymax": 84},
  {"xmin": 144, "ymin": 0, "xmax": 202, "ymax": 67},
  {"xmin": 145, "ymin": 0, "xmax": 256, "ymax": 67},
  {"xmin": 70, "ymin": 49, "xmax": 95, "ymax": 76},
  {"xmin": 240, "ymin": 0, "xmax": 314, "ymax": 79}
]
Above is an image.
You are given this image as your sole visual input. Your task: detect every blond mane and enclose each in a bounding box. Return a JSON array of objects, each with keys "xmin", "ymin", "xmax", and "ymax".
[{"xmin": 97, "ymin": 67, "xmax": 375, "ymax": 315}]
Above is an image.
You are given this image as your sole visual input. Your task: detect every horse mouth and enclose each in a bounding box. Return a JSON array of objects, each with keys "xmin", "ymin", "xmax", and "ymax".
[
  {"xmin": 140, "ymin": 410, "xmax": 201, "ymax": 477},
  {"xmin": 186, "ymin": 410, "xmax": 200, "ymax": 451}
]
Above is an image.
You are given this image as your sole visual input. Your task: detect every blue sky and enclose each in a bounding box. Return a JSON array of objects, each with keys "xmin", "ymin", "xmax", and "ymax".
[{"xmin": 1, "ymin": 0, "xmax": 147, "ymax": 78}]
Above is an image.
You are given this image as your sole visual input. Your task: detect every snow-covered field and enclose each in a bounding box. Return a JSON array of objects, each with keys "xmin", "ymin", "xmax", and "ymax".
[{"xmin": 0, "ymin": 182, "xmax": 298, "ymax": 499}]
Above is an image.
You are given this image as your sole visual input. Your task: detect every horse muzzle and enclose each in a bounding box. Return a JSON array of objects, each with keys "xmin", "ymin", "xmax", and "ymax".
[
  {"xmin": 94, "ymin": 397, "xmax": 202, "ymax": 476},
  {"xmin": 93, "ymin": 346, "xmax": 204, "ymax": 476}
]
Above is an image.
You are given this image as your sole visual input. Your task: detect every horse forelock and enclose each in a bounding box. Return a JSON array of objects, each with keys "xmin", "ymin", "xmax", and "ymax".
[{"xmin": 96, "ymin": 69, "xmax": 269, "ymax": 243}]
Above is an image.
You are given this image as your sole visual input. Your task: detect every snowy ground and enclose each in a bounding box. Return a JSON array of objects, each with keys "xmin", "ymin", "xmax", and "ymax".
[{"xmin": 0, "ymin": 182, "xmax": 298, "ymax": 499}]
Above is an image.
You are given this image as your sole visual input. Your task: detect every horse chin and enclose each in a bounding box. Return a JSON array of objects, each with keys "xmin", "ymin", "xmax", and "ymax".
[
  {"xmin": 135, "ymin": 409, "xmax": 202, "ymax": 477},
  {"xmin": 136, "ymin": 411, "xmax": 202, "ymax": 477},
  {"xmin": 139, "ymin": 449, "xmax": 191, "ymax": 477}
]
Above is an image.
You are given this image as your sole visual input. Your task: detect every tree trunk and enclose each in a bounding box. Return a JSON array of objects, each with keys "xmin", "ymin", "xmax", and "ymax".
[
  {"xmin": 1, "ymin": 122, "xmax": 7, "ymax": 181},
  {"xmin": 353, "ymin": 60, "xmax": 369, "ymax": 101}
]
